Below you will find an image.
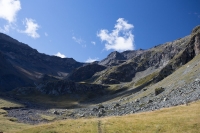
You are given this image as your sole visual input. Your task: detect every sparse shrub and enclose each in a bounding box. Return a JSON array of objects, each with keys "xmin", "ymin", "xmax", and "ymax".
[
  {"xmin": 9, "ymin": 117, "xmax": 18, "ymax": 122},
  {"xmin": 155, "ymin": 87, "xmax": 165, "ymax": 95},
  {"xmin": 98, "ymin": 104, "xmax": 104, "ymax": 109}
]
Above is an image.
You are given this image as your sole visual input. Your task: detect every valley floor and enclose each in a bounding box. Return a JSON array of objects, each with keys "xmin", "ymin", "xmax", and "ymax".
[{"xmin": 2, "ymin": 100, "xmax": 199, "ymax": 133}]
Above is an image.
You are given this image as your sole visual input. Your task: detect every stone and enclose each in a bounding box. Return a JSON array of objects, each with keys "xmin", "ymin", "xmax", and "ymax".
[
  {"xmin": 143, "ymin": 88, "xmax": 147, "ymax": 91},
  {"xmin": 148, "ymin": 100, "xmax": 153, "ymax": 103},
  {"xmin": 54, "ymin": 111, "xmax": 60, "ymax": 115},
  {"xmin": 92, "ymin": 108, "xmax": 98, "ymax": 111},
  {"xmin": 114, "ymin": 103, "xmax": 120, "ymax": 108},
  {"xmin": 135, "ymin": 99, "xmax": 139, "ymax": 102},
  {"xmin": 163, "ymin": 97, "xmax": 168, "ymax": 101}
]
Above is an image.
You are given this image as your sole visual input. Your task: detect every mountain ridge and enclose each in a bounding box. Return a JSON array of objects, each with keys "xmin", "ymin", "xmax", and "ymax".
[{"xmin": 0, "ymin": 25, "xmax": 200, "ymax": 97}]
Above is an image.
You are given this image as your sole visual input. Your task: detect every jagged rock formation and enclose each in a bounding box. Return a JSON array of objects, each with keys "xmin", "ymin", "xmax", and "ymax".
[{"xmin": 98, "ymin": 49, "xmax": 144, "ymax": 66}]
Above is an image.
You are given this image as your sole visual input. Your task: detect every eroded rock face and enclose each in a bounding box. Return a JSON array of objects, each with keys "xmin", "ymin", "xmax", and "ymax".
[{"xmin": 194, "ymin": 34, "xmax": 200, "ymax": 55}]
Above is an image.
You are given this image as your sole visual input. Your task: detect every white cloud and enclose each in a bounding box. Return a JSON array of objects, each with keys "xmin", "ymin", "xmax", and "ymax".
[
  {"xmin": 45, "ymin": 32, "xmax": 48, "ymax": 36},
  {"xmin": 0, "ymin": 0, "xmax": 21, "ymax": 23},
  {"xmin": 54, "ymin": 52, "xmax": 66, "ymax": 58},
  {"xmin": 21, "ymin": 18, "xmax": 40, "ymax": 38},
  {"xmin": 85, "ymin": 57, "xmax": 99, "ymax": 63},
  {"xmin": 72, "ymin": 36, "xmax": 84, "ymax": 44},
  {"xmin": 91, "ymin": 41, "xmax": 96, "ymax": 45},
  {"xmin": 97, "ymin": 18, "xmax": 135, "ymax": 52}
]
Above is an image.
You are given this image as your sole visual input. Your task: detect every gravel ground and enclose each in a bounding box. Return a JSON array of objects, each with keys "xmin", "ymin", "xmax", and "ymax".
[{"xmin": 6, "ymin": 79, "xmax": 200, "ymax": 124}]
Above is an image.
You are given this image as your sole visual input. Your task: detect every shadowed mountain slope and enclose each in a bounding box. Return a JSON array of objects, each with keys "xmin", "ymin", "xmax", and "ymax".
[{"xmin": 0, "ymin": 33, "xmax": 83, "ymax": 81}]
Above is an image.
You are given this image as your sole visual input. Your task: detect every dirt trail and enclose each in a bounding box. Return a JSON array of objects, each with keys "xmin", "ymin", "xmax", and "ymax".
[{"xmin": 98, "ymin": 120, "xmax": 103, "ymax": 133}]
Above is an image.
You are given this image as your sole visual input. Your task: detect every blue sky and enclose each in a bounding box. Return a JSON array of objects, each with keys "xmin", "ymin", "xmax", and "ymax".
[{"xmin": 0, "ymin": 0, "xmax": 200, "ymax": 62}]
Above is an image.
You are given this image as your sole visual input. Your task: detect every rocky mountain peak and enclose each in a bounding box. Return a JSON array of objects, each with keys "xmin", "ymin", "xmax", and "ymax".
[
  {"xmin": 107, "ymin": 51, "xmax": 126, "ymax": 60},
  {"xmin": 191, "ymin": 25, "xmax": 200, "ymax": 35}
]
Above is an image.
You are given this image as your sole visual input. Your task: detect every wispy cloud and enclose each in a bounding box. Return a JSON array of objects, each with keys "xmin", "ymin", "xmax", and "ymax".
[
  {"xmin": 72, "ymin": 36, "xmax": 84, "ymax": 44},
  {"xmin": 0, "ymin": 0, "xmax": 21, "ymax": 23},
  {"xmin": 188, "ymin": 12, "xmax": 200, "ymax": 19},
  {"xmin": 91, "ymin": 41, "xmax": 96, "ymax": 45},
  {"xmin": 97, "ymin": 18, "xmax": 134, "ymax": 52},
  {"xmin": 0, "ymin": 24, "xmax": 10, "ymax": 33},
  {"xmin": 72, "ymin": 36, "xmax": 87, "ymax": 47},
  {"xmin": 20, "ymin": 18, "xmax": 40, "ymax": 38},
  {"xmin": 45, "ymin": 32, "xmax": 48, "ymax": 36},
  {"xmin": 85, "ymin": 57, "xmax": 99, "ymax": 63},
  {"xmin": 54, "ymin": 52, "xmax": 66, "ymax": 58}
]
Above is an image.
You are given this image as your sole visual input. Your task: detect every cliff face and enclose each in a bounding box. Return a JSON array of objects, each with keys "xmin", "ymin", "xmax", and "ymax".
[{"xmin": 193, "ymin": 26, "xmax": 200, "ymax": 55}]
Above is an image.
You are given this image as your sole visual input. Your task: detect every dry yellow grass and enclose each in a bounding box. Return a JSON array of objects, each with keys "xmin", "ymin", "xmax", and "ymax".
[
  {"xmin": 102, "ymin": 101, "xmax": 200, "ymax": 133},
  {"xmin": 20, "ymin": 118, "xmax": 98, "ymax": 133},
  {"xmin": 19, "ymin": 100, "xmax": 200, "ymax": 133},
  {"xmin": 0, "ymin": 98, "xmax": 31, "ymax": 133},
  {"xmin": 0, "ymin": 98, "xmax": 24, "ymax": 109}
]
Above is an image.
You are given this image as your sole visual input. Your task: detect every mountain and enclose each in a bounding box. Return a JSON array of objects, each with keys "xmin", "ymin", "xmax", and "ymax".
[
  {"xmin": 0, "ymin": 51, "xmax": 32, "ymax": 91},
  {"xmin": 66, "ymin": 63, "xmax": 106, "ymax": 82},
  {"xmin": 0, "ymin": 25, "xmax": 200, "ymax": 99},
  {"xmin": 98, "ymin": 49, "xmax": 144, "ymax": 66},
  {"xmin": 0, "ymin": 33, "xmax": 84, "ymax": 91},
  {"xmin": 0, "ymin": 33, "xmax": 83, "ymax": 80}
]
